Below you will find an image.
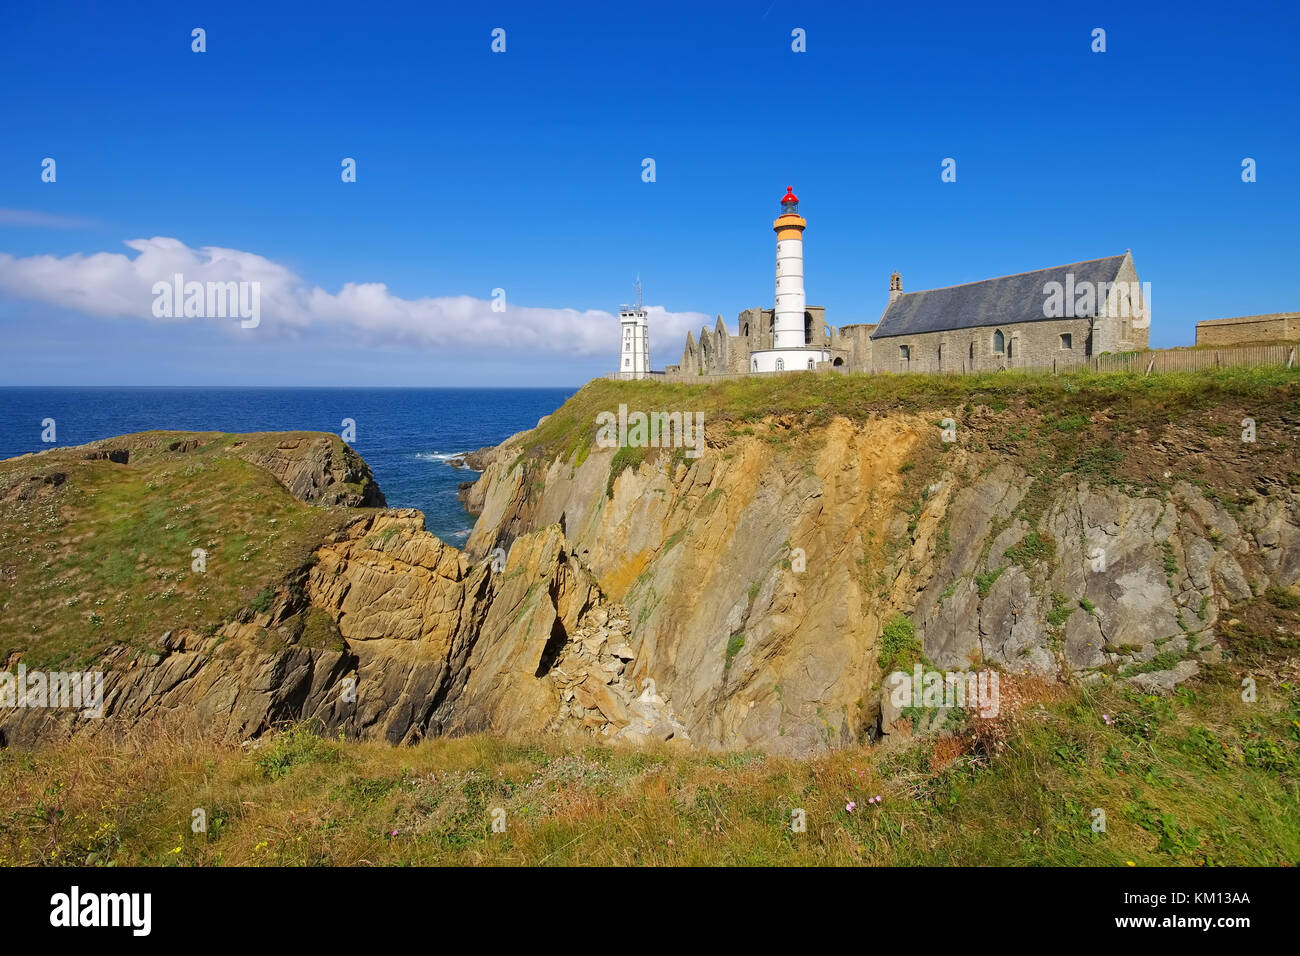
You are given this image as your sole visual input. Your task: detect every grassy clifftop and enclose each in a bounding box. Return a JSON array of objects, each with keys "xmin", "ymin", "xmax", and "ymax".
[
  {"xmin": 521, "ymin": 366, "xmax": 1300, "ymax": 465},
  {"xmin": 0, "ymin": 431, "xmax": 373, "ymax": 670}
]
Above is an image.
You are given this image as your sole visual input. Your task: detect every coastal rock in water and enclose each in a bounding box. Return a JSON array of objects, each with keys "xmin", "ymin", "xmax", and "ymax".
[{"xmin": 447, "ymin": 446, "xmax": 502, "ymax": 472}]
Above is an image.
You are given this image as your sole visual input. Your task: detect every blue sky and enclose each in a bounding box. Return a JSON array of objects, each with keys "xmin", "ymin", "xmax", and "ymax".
[{"xmin": 1, "ymin": 0, "xmax": 1296, "ymax": 386}]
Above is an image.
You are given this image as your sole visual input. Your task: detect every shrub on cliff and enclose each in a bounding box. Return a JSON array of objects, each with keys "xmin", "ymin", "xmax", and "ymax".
[{"xmin": 878, "ymin": 615, "xmax": 920, "ymax": 673}]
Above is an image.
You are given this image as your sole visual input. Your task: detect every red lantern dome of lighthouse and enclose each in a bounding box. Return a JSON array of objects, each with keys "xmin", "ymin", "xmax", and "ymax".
[{"xmin": 773, "ymin": 185, "xmax": 805, "ymax": 234}]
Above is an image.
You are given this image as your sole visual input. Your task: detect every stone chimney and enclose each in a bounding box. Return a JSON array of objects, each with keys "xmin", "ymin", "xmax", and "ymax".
[{"xmin": 889, "ymin": 271, "xmax": 903, "ymax": 304}]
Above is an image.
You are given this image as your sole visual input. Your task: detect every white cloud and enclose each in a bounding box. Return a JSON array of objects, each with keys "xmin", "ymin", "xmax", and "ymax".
[{"xmin": 0, "ymin": 237, "xmax": 710, "ymax": 359}]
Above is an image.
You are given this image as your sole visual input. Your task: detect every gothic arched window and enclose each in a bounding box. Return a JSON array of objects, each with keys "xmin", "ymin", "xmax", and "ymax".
[
  {"xmin": 992, "ymin": 329, "xmax": 1005, "ymax": 354},
  {"xmin": 776, "ymin": 358, "xmax": 785, "ymax": 371}
]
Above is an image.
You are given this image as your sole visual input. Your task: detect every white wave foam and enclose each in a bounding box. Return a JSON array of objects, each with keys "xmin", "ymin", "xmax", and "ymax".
[{"xmin": 414, "ymin": 451, "xmax": 465, "ymax": 462}]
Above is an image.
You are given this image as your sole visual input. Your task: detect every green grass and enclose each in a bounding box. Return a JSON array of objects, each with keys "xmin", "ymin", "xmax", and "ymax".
[
  {"xmin": 296, "ymin": 607, "xmax": 346, "ymax": 651},
  {"xmin": 1005, "ymin": 532, "xmax": 1054, "ymax": 569},
  {"xmin": 660, "ymin": 527, "xmax": 687, "ymax": 553},
  {"xmin": 975, "ymin": 567, "xmax": 1005, "ymax": 598},
  {"xmin": 249, "ymin": 588, "xmax": 275, "ymax": 614},
  {"xmin": 0, "ymin": 432, "xmax": 359, "ymax": 669},
  {"xmin": 514, "ymin": 365, "xmax": 1300, "ymax": 466},
  {"xmin": 877, "ymin": 615, "xmax": 920, "ymax": 673},
  {"xmin": 606, "ymin": 444, "xmax": 652, "ymax": 498},
  {"xmin": 1162, "ymin": 540, "xmax": 1180, "ymax": 584},
  {"xmin": 1267, "ymin": 587, "xmax": 1300, "ymax": 611},
  {"xmin": 1119, "ymin": 652, "xmax": 1183, "ymax": 678},
  {"xmin": 725, "ymin": 632, "xmax": 746, "ymax": 668},
  {"xmin": 365, "ymin": 526, "xmax": 400, "ymax": 549},
  {"xmin": 1047, "ymin": 592, "xmax": 1076, "ymax": 628},
  {"xmin": 1046, "ymin": 413, "xmax": 1091, "ymax": 432},
  {"xmin": 252, "ymin": 722, "xmax": 343, "ymax": 779},
  {"xmin": 2, "ymin": 658, "xmax": 1294, "ymax": 866}
]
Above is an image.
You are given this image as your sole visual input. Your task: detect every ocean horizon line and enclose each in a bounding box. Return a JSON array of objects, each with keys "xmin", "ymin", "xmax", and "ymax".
[{"xmin": 0, "ymin": 384, "xmax": 585, "ymax": 391}]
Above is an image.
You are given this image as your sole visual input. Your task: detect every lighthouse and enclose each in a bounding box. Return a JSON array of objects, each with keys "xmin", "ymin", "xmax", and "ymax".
[
  {"xmin": 617, "ymin": 276, "xmax": 650, "ymax": 380},
  {"xmin": 773, "ymin": 186, "xmax": 806, "ymax": 350},
  {"xmin": 749, "ymin": 186, "xmax": 829, "ymax": 373}
]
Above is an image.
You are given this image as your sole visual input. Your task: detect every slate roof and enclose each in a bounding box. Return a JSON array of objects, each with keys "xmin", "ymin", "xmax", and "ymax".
[{"xmin": 870, "ymin": 254, "xmax": 1128, "ymax": 339}]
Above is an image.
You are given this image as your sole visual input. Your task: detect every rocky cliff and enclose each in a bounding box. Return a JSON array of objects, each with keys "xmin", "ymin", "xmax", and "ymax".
[
  {"xmin": 3, "ymin": 373, "xmax": 1298, "ymax": 757},
  {"xmin": 458, "ymin": 376, "xmax": 1300, "ymax": 755}
]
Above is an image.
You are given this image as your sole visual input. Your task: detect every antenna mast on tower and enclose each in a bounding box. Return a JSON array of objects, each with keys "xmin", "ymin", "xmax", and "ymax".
[{"xmin": 635, "ymin": 274, "xmax": 643, "ymax": 310}]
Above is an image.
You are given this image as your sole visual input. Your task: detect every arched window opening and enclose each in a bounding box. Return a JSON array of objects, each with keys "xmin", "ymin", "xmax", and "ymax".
[
  {"xmin": 992, "ymin": 329, "xmax": 1005, "ymax": 354},
  {"xmin": 807, "ymin": 358, "xmax": 816, "ymax": 369},
  {"xmin": 832, "ymin": 357, "xmax": 844, "ymax": 367},
  {"xmin": 775, "ymin": 357, "xmax": 785, "ymax": 371}
]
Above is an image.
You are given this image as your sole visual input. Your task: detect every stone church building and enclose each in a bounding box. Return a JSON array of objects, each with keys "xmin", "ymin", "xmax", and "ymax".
[{"xmin": 666, "ymin": 251, "xmax": 1150, "ymax": 379}]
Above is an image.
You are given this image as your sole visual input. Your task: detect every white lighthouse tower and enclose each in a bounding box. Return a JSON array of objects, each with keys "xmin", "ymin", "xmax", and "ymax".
[
  {"xmin": 617, "ymin": 276, "xmax": 650, "ymax": 380},
  {"xmin": 749, "ymin": 186, "xmax": 829, "ymax": 373},
  {"xmin": 773, "ymin": 186, "xmax": 806, "ymax": 350}
]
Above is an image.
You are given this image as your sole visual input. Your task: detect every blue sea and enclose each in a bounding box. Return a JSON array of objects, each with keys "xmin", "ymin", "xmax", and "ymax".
[{"xmin": 0, "ymin": 387, "xmax": 576, "ymax": 543}]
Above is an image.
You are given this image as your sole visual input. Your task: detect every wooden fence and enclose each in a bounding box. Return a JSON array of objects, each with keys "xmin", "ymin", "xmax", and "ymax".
[{"xmin": 1087, "ymin": 344, "xmax": 1296, "ymax": 374}]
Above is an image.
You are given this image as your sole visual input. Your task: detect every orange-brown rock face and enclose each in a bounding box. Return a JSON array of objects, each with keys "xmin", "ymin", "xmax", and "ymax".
[
  {"xmin": 463, "ymin": 415, "xmax": 928, "ymax": 755},
  {"xmin": 457, "ymin": 406, "xmax": 1300, "ymax": 756}
]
